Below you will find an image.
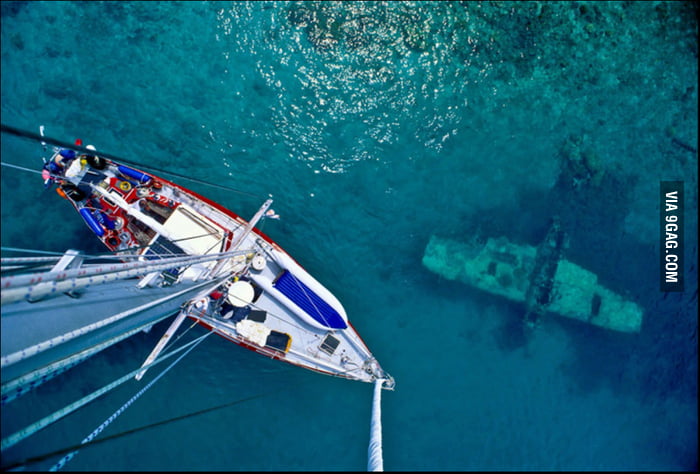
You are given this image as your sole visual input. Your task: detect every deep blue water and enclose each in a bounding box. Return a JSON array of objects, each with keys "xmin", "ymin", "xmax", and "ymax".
[{"xmin": 1, "ymin": 1, "xmax": 697, "ymax": 471}]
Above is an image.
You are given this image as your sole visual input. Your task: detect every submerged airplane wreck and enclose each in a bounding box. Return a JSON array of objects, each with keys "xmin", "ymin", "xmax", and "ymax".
[{"xmin": 422, "ymin": 220, "xmax": 643, "ymax": 333}]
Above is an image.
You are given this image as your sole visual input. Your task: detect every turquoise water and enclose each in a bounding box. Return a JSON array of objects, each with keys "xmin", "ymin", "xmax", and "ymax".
[{"xmin": 1, "ymin": 1, "xmax": 697, "ymax": 471}]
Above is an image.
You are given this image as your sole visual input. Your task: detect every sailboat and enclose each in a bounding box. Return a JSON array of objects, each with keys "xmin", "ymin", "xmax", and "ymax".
[{"xmin": 1, "ymin": 124, "xmax": 392, "ymax": 471}]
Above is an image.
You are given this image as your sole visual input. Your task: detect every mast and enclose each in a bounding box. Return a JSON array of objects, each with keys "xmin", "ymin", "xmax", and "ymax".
[
  {"xmin": 136, "ymin": 198, "xmax": 273, "ymax": 379},
  {"xmin": 229, "ymin": 198, "xmax": 273, "ymax": 250},
  {"xmin": 205, "ymin": 198, "xmax": 273, "ymax": 279}
]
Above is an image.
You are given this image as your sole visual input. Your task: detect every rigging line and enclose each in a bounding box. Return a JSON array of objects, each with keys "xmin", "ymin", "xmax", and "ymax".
[
  {"xmin": 247, "ymin": 271, "xmax": 368, "ymax": 361},
  {"xmin": 27, "ymin": 183, "xmax": 251, "ymax": 263},
  {"xmin": 0, "ymin": 250, "xmax": 250, "ymax": 307},
  {"xmin": 0, "ymin": 329, "xmax": 213, "ymax": 452},
  {"xmin": 2, "ymin": 164, "xmax": 263, "ymax": 260},
  {"xmin": 245, "ymin": 242, "xmax": 335, "ymax": 329},
  {"xmin": 123, "ymin": 227, "xmax": 228, "ymax": 255},
  {"xmin": 208, "ymin": 278, "xmax": 316, "ymax": 338},
  {"xmin": 2, "ymin": 387, "xmax": 283, "ymax": 471},
  {"xmin": 0, "ymin": 181, "xmax": 224, "ymax": 258},
  {"xmin": 1, "ymin": 250, "xmax": 246, "ymax": 292},
  {"xmin": 0, "ymin": 247, "xmax": 170, "ymax": 264},
  {"xmin": 1, "ymin": 311, "xmax": 177, "ymax": 405},
  {"xmin": 140, "ymin": 309, "xmax": 204, "ymax": 374},
  {"xmin": 0, "ymin": 123, "xmax": 263, "ymax": 199},
  {"xmin": 1, "ymin": 256, "xmax": 63, "ymax": 263},
  {"xmin": 289, "ymin": 271, "xmax": 332, "ymax": 327},
  {"xmin": 184, "ymin": 294, "xmax": 367, "ymax": 379},
  {"xmin": 4, "ymin": 311, "xmax": 376, "ymax": 469},
  {"xmin": 48, "ymin": 330, "xmax": 214, "ymax": 472},
  {"xmin": 209, "ymin": 281, "xmax": 360, "ymax": 362},
  {"xmin": 167, "ymin": 314, "xmax": 203, "ymax": 348},
  {"xmin": 0, "ymin": 247, "xmax": 73, "ymax": 257},
  {"xmin": 0, "ymin": 245, "xmax": 254, "ymax": 265},
  {"xmin": 0, "ymin": 247, "xmax": 126, "ymax": 259},
  {"xmin": 0, "ymin": 161, "xmax": 44, "ymax": 175},
  {"xmin": 1, "ymin": 262, "xmax": 59, "ymax": 276},
  {"xmin": 1, "ymin": 277, "xmax": 225, "ymax": 367},
  {"xmin": 202, "ymin": 317, "xmax": 367, "ymax": 381},
  {"xmin": 2, "ymin": 363, "xmax": 323, "ymax": 472},
  {"xmin": 0, "ymin": 160, "xmax": 83, "ymax": 187}
]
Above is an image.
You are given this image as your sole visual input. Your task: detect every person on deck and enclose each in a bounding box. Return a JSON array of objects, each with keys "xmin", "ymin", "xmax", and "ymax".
[{"xmin": 42, "ymin": 148, "xmax": 76, "ymax": 181}]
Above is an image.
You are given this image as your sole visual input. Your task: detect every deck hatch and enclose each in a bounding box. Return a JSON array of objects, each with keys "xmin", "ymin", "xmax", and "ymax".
[
  {"xmin": 266, "ymin": 331, "xmax": 292, "ymax": 353},
  {"xmin": 319, "ymin": 334, "xmax": 340, "ymax": 356},
  {"xmin": 162, "ymin": 205, "xmax": 225, "ymax": 255},
  {"xmin": 144, "ymin": 235, "xmax": 185, "ymax": 259}
]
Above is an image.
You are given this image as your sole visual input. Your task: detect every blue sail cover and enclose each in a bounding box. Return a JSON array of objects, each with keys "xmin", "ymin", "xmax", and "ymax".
[{"xmin": 273, "ymin": 270, "xmax": 347, "ymax": 329}]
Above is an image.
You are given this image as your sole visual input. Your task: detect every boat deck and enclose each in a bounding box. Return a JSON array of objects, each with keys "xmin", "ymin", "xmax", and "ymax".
[{"xmin": 41, "ymin": 152, "xmax": 393, "ymax": 388}]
